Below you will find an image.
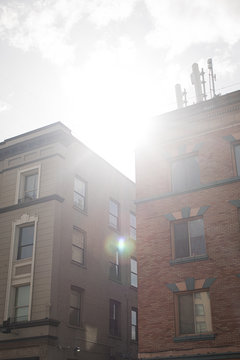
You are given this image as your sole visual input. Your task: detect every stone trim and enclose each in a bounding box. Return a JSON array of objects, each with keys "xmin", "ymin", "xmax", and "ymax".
[
  {"xmin": 174, "ymin": 333, "xmax": 215, "ymax": 342},
  {"xmin": 166, "ymin": 277, "xmax": 216, "ymax": 293},
  {"xmin": 164, "ymin": 206, "xmax": 209, "ymax": 221},
  {"xmin": 136, "ymin": 177, "xmax": 240, "ymax": 204},
  {"xmin": 139, "ymin": 351, "xmax": 240, "ymax": 360},
  {"xmin": 0, "ymin": 194, "xmax": 64, "ymax": 214},
  {"xmin": 0, "ymin": 318, "xmax": 60, "ymax": 331},
  {"xmin": 170, "ymin": 254, "xmax": 208, "ymax": 265}
]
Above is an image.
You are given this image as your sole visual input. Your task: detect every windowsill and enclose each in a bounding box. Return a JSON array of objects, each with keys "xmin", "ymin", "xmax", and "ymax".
[
  {"xmin": 71, "ymin": 260, "xmax": 87, "ymax": 269},
  {"xmin": 130, "ymin": 285, "xmax": 138, "ymax": 291},
  {"xmin": 170, "ymin": 254, "xmax": 208, "ymax": 265},
  {"xmin": 109, "ymin": 277, "xmax": 122, "ymax": 285},
  {"xmin": 73, "ymin": 205, "xmax": 88, "ymax": 215},
  {"xmin": 108, "ymin": 225, "xmax": 120, "ymax": 233},
  {"xmin": 68, "ymin": 324, "xmax": 85, "ymax": 331},
  {"xmin": 109, "ymin": 334, "xmax": 122, "ymax": 341},
  {"xmin": 174, "ymin": 333, "xmax": 215, "ymax": 342}
]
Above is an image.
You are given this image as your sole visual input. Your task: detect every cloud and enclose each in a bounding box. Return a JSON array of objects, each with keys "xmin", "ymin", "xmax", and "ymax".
[
  {"xmin": 144, "ymin": 0, "xmax": 240, "ymax": 59},
  {"xmin": 0, "ymin": 0, "xmax": 137, "ymax": 66}
]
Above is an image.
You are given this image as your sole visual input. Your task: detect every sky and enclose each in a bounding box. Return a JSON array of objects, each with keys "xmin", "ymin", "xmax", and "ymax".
[{"xmin": 0, "ymin": 0, "xmax": 240, "ymax": 181}]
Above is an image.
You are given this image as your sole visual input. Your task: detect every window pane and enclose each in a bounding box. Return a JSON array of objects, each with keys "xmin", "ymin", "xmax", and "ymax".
[
  {"xmin": 131, "ymin": 273, "xmax": 138, "ymax": 287},
  {"xmin": 189, "ymin": 219, "xmax": 206, "ymax": 256},
  {"xmin": 72, "ymin": 246, "xmax": 84, "ymax": 264},
  {"xmin": 109, "ymin": 214, "xmax": 118, "ymax": 228},
  {"xmin": 74, "ymin": 178, "xmax": 85, "ymax": 196},
  {"xmin": 15, "ymin": 306, "xmax": 28, "ymax": 322},
  {"xmin": 18, "ymin": 245, "xmax": 33, "ymax": 260},
  {"xmin": 131, "ymin": 310, "xmax": 137, "ymax": 325},
  {"xmin": 178, "ymin": 294, "xmax": 194, "ymax": 335},
  {"xmin": 69, "ymin": 307, "xmax": 80, "ymax": 326},
  {"xmin": 131, "ymin": 326, "xmax": 137, "ymax": 341},
  {"xmin": 174, "ymin": 222, "xmax": 189, "ymax": 258},
  {"xmin": 172, "ymin": 157, "xmax": 200, "ymax": 192},
  {"xmin": 19, "ymin": 226, "xmax": 34, "ymax": 246},
  {"xmin": 72, "ymin": 229, "xmax": 84, "ymax": 247},
  {"xmin": 70, "ymin": 290, "xmax": 81, "ymax": 308},
  {"xmin": 235, "ymin": 144, "xmax": 240, "ymax": 176},
  {"xmin": 25, "ymin": 174, "xmax": 37, "ymax": 192},
  {"xmin": 110, "ymin": 200, "xmax": 118, "ymax": 216},
  {"xmin": 15, "ymin": 286, "xmax": 30, "ymax": 307},
  {"xmin": 193, "ymin": 291, "xmax": 212, "ymax": 333},
  {"xmin": 73, "ymin": 193, "xmax": 85, "ymax": 209},
  {"xmin": 130, "ymin": 213, "xmax": 136, "ymax": 227},
  {"xmin": 131, "ymin": 258, "xmax": 137, "ymax": 273}
]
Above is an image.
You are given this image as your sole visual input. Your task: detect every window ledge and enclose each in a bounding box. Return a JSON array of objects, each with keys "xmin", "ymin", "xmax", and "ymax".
[
  {"xmin": 73, "ymin": 205, "xmax": 88, "ymax": 215},
  {"xmin": 130, "ymin": 285, "xmax": 138, "ymax": 291},
  {"xmin": 108, "ymin": 225, "xmax": 120, "ymax": 233},
  {"xmin": 174, "ymin": 333, "xmax": 215, "ymax": 342},
  {"xmin": 170, "ymin": 254, "xmax": 208, "ymax": 265},
  {"xmin": 109, "ymin": 277, "xmax": 122, "ymax": 285},
  {"xmin": 109, "ymin": 334, "xmax": 122, "ymax": 341},
  {"xmin": 71, "ymin": 260, "xmax": 87, "ymax": 269}
]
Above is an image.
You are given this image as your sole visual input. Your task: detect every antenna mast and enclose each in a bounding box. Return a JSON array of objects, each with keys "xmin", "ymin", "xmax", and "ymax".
[{"xmin": 208, "ymin": 58, "xmax": 216, "ymax": 98}]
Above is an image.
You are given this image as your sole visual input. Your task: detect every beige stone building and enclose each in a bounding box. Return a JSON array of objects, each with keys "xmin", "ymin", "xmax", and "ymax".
[{"xmin": 0, "ymin": 122, "xmax": 137, "ymax": 360}]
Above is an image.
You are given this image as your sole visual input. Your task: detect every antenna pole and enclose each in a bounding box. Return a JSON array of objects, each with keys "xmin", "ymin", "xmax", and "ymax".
[
  {"xmin": 208, "ymin": 58, "xmax": 216, "ymax": 98},
  {"xmin": 200, "ymin": 68, "xmax": 207, "ymax": 101}
]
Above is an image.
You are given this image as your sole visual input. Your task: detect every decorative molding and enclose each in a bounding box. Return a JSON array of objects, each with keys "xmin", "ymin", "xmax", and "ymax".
[
  {"xmin": 166, "ymin": 277, "xmax": 216, "ymax": 293},
  {"xmin": 164, "ymin": 206, "xmax": 209, "ymax": 221}
]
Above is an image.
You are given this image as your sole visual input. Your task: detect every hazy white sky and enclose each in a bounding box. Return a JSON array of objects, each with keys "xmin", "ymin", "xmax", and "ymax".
[{"xmin": 1, "ymin": 0, "xmax": 240, "ymax": 180}]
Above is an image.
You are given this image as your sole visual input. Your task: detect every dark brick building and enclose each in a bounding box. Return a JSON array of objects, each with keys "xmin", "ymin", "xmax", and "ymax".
[{"xmin": 136, "ymin": 91, "xmax": 240, "ymax": 360}]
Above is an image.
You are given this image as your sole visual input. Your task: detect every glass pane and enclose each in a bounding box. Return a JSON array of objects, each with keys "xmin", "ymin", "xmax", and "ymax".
[
  {"xmin": 109, "ymin": 214, "xmax": 117, "ymax": 228},
  {"xmin": 72, "ymin": 230, "xmax": 84, "ymax": 247},
  {"xmin": 174, "ymin": 222, "xmax": 189, "ymax": 258},
  {"xmin": 172, "ymin": 160, "xmax": 187, "ymax": 192},
  {"xmin": 235, "ymin": 145, "xmax": 240, "ymax": 176},
  {"xmin": 19, "ymin": 226, "xmax": 34, "ymax": 246},
  {"xmin": 74, "ymin": 178, "xmax": 85, "ymax": 196},
  {"xmin": 18, "ymin": 244, "xmax": 33, "ymax": 259},
  {"xmin": 69, "ymin": 307, "xmax": 80, "ymax": 326},
  {"xmin": 25, "ymin": 174, "xmax": 38, "ymax": 192},
  {"xmin": 194, "ymin": 291, "xmax": 212, "ymax": 333},
  {"xmin": 131, "ymin": 273, "xmax": 138, "ymax": 287},
  {"xmin": 131, "ymin": 258, "xmax": 137, "ymax": 273},
  {"xmin": 130, "ymin": 213, "xmax": 136, "ymax": 227},
  {"xmin": 74, "ymin": 193, "xmax": 84, "ymax": 209},
  {"xmin": 186, "ymin": 157, "xmax": 200, "ymax": 189},
  {"xmin": 70, "ymin": 290, "xmax": 81, "ymax": 308},
  {"xmin": 109, "ymin": 200, "xmax": 118, "ymax": 216},
  {"xmin": 189, "ymin": 219, "xmax": 206, "ymax": 256},
  {"xmin": 72, "ymin": 246, "xmax": 84, "ymax": 264},
  {"xmin": 179, "ymin": 294, "xmax": 194, "ymax": 335},
  {"xmin": 130, "ymin": 227, "xmax": 136, "ymax": 240},
  {"xmin": 15, "ymin": 286, "xmax": 30, "ymax": 307},
  {"xmin": 131, "ymin": 325, "xmax": 137, "ymax": 340},
  {"xmin": 131, "ymin": 310, "xmax": 137, "ymax": 325},
  {"xmin": 15, "ymin": 306, "xmax": 28, "ymax": 322}
]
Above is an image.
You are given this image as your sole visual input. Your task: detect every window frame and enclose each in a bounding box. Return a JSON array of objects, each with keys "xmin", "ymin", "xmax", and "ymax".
[
  {"xmin": 131, "ymin": 307, "xmax": 138, "ymax": 342},
  {"xmin": 73, "ymin": 176, "xmax": 87, "ymax": 213},
  {"xmin": 14, "ymin": 284, "xmax": 30, "ymax": 322},
  {"xmin": 69, "ymin": 286, "xmax": 83, "ymax": 327},
  {"xmin": 130, "ymin": 212, "xmax": 136, "ymax": 240},
  {"xmin": 171, "ymin": 216, "xmax": 206, "ymax": 261},
  {"xmin": 109, "ymin": 198, "xmax": 120, "ymax": 231},
  {"xmin": 109, "ymin": 299, "xmax": 121, "ymax": 337},
  {"xmin": 17, "ymin": 224, "xmax": 35, "ymax": 260},
  {"xmin": 16, "ymin": 166, "xmax": 41, "ymax": 204},
  {"xmin": 130, "ymin": 257, "xmax": 138, "ymax": 288},
  {"xmin": 174, "ymin": 289, "xmax": 213, "ymax": 337},
  {"xmin": 233, "ymin": 143, "xmax": 240, "ymax": 176},
  {"xmin": 72, "ymin": 227, "xmax": 86, "ymax": 266},
  {"xmin": 171, "ymin": 154, "xmax": 200, "ymax": 193}
]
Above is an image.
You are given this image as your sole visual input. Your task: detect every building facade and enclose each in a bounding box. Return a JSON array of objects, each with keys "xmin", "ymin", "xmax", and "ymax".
[
  {"xmin": 0, "ymin": 122, "xmax": 137, "ymax": 360},
  {"xmin": 136, "ymin": 91, "xmax": 240, "ymax": 360}
]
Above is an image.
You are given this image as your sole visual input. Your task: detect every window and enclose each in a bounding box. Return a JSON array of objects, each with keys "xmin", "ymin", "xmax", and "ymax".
[
  {"xmin": 109, "ymin": 199, "xmax": 119, "ymax": 230},
  {"xmin": 234, "ymin": 144, "xmax": 240, "ymax": 176},
  {"xmin": 109, "ymin": 300, "xmax": 121, "ymax": 337},
  {"xmin": 130, "ymin": 213, "xmax": 136, "ymax": 240},
  {"xmin": 72, "ymin": 228, "xmax": 85, "ymax": 265},
  {"xmin": 74, "ymin": 177, "xmax": 87, "ymax": 211},
  {"xmin": 69, "ymin": 286, "xmax": 83, "ymax": 327},
  {"xmin": 109, "ymin": 250, "xmax": 121, "ymax": 281},
  {"xmin": 130, "ymin": 258, "xmax": 138, "ymax": 288},
  {"xmin": 18, "ymin": 168, "xmax": 39, "ymax": 203},
  {"xmin": 131, "ymin": 308, "xmax": 138, "ymax": 341},
  {"xmin": 17, "ymin": 225, "xmax": 34, "ymax": 260},
  {"xmin": 177, "ymin": 291, "xmax": 212, "ymax": 336},
  {"xmin": 172, "ymin": 156, "xmax": 200, "ymax": 192},
  {"xmin": 14, "ymin": 285, "xmax": 30, "ymax": 322},
  {"xmin": 173, "ymin": 218, "xmax": 206, "ymax": 259}
]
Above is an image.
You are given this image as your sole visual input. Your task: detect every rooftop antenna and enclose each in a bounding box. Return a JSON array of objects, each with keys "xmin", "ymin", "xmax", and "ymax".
[
  {"xmin": 200, "ymin": 68, "xmax": 207, "ymax": 100},
  {"xmin": 191, "ymin": 63, "xmax": 203, "ymax": 103},
  {"xmin": 175, "ymin": 84, "xmax": 188, "ymax": 109},
  {"xmin": 207, "ymin": 58, "xmax": 216, "ymax": 98}
]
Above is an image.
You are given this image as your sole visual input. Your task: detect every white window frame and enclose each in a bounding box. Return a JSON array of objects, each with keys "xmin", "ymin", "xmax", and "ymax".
[
  {"xmin": 130, "ymin": 258, "xmax": 138, "ymax": 288},
  {"xmin": 73, "ymin": 177, "xmax": 87, "ymax": 212},
  {"xmin": 4, "ymin": 214, "xmax": 38, "ymax": 322},
  {"xmin": 15, "ymin": 165, "xmax": 41, "ymax": 204}
]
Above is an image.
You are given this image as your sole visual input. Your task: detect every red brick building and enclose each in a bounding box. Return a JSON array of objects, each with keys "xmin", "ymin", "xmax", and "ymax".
[{"xmin": 136, "ymin": 91, "xmax": 240, "ymax": 360}]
